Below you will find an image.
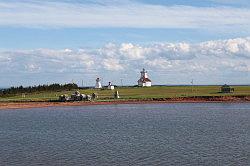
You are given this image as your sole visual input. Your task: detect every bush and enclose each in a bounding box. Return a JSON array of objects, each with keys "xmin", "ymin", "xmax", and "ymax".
[{"xmin": 0, "ymin": 83, "xmax": 79, "ymax": 96}]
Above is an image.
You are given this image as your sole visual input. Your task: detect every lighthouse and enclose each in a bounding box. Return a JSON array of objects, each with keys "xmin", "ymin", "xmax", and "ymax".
[
  {"xmin": 107, "ymin": 82, "xmax": 115, "ymax": 90},
  {"xmin": 138, "ymin": 68, "xmax": 152, "ymax": 87},
  {"xmin": 95, "ymin": 78, "xmax": 102, "ymax": 89}
]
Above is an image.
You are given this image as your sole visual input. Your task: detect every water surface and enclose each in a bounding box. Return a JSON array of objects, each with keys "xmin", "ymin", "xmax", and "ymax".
[{"xmin": 0, "ymin": 103, "xmax": 250, "ymax": 165}]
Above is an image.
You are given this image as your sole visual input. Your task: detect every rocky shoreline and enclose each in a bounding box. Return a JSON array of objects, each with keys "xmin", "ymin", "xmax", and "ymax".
[{"xmin": 0, "ymin": 96, "xmax": 250, "ymax": 110}]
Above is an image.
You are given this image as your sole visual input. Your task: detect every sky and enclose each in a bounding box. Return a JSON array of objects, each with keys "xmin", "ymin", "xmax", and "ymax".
[{"xmin": 0, "ymin": 0, "xmax": 250, "ymax": 87}]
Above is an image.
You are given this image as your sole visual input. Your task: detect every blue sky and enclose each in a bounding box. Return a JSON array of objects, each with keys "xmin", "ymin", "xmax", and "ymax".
[
  {"xmin": 1, "ymin": 27, "xmax": 247, "ymax": 49},
  {"xmin": 0, "ymin": 0, "xmax": 250, "ymax": 87},
  {"xmin": 0, "ymin": 0, "xmax": 250, "ymax": 49}
]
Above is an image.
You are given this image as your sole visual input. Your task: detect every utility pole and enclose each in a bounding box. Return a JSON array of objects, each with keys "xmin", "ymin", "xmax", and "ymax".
[
  {"xmin": 120, "ymin": 79, "xmax": 123, "ymax": 87},
  {"xmin": 191, "ymin": 79, "xmax": 195, "ymax": 96},
  {"xmin": 191, "ymin": 79, "xmax": 194, "ymax": 91}
]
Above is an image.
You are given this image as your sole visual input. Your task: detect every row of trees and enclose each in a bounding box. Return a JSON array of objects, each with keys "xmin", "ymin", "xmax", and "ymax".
[{"xmin": 0, "ymin": 83, "xmax": 79, "ymax": 96}]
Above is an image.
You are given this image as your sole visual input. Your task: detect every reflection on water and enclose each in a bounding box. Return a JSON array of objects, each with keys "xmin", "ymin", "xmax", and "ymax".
[{"xmin": 0, "ymin": 103, "xmax": 250, "ymax": 165}]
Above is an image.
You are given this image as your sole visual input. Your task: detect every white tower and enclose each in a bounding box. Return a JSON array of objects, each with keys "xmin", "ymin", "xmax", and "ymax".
[{"xmin": 95, "ymin": 78, "xmax": 102, "ymax": 89}]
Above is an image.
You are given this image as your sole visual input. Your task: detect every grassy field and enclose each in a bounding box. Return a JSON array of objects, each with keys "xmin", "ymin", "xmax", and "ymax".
[{"xmin": 1, "ymin": 85, "xmax": 250, "ymax": 102}]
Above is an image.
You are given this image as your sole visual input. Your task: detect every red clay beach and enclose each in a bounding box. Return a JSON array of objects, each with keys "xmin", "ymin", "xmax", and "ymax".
[{"xmin": 1, "ymin": 96, "xmax": 250, "ymax": 110}]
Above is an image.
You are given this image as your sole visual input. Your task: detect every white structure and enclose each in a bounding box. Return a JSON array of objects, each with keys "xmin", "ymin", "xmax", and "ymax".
[
  {"xmin": 114, "ymin": 91, "xmax": 120, "ymax": 99},
  {"xmin": 138, "ymin": 68, "xmax": 152, "ymax": 87},
  {"xmin": 95, "ymin": 78, "xmax": 102, "ymax": 89},
  {"xmin": 107, "ymin": 82, "xmax": 115, "ymax": 90}
]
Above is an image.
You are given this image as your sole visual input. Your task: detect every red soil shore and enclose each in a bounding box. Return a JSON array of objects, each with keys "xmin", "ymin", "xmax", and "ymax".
[{"xmin": 1, "ymin": 96, "xmax": 250, "ymax": 110}]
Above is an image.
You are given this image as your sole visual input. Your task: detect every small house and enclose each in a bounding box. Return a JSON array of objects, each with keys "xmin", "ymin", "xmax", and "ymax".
[
  {"xmin": 221, "ymin": 84, "xmax": 234, "ymax": 93},
  {"xmin": 107, "ymin": 82, "xmax": 115, "ymax": 90}
]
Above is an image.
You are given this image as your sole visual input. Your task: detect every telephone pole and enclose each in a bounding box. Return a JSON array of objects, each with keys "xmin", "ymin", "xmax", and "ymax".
[
  {"xmin": 120, "ymin": 79, "xmax": 123, "ymax": 87},
  {"xmin": 191, "ymin": 79, "xmax": 194, "ymax": 92}
]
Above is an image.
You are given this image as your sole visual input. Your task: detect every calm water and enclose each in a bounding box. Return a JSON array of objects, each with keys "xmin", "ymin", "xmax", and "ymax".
[{"xmin": 0, "ymin": 103, "xmax": 250, "ymax": 165}]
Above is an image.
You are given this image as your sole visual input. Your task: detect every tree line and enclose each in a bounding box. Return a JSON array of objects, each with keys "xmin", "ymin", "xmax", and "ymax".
[{"xmin": 0, "ymin": 83, "xmax": 79, "ymax": 96}]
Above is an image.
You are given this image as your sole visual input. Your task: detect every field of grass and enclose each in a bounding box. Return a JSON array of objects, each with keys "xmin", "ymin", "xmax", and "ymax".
[{"xmin": 1, "ymin": 85, "xmax": 250, "ymax": 102}]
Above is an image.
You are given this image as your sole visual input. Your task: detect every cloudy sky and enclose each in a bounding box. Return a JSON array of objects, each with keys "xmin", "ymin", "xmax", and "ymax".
[{"xmin": 0, "ymin": 0, "xmax": 250, "ymax": 87}]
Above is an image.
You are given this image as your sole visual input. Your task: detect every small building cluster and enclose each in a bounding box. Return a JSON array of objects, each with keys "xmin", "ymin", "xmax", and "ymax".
[
  {"xmin": 95, "ymin": 78, "xmax": 115, "ymax": 90},
  {"xmin": 94, "ymin": 68, "xmax": 152, "ymax": 89}
]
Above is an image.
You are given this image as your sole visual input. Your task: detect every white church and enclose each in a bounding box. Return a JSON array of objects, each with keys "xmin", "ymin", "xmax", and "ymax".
[{"xmin": 138, "ymin": 68, "xmax": 152, "ymax": 87}]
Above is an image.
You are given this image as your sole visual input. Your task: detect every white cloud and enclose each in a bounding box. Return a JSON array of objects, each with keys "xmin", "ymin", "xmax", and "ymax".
[
  {"xmin": 103, "ymin": 58, "xmax": 124, "ymax": 71},
  {"xmin": 119, "ymin": 43, "xmax": 147, "ymax": 60},
  {"xmin": 210, "ymin": 0, "xmax": 250, "ymax": 6},
  {"xmin": 144, "ymin": 58, "xmax": 175, "ymax": 69},
  {"xmin": 199, "ymin": 37, "xmax": 250, "ymax": 58},
  {"xmin": 25, "ymin": 63, "xmax": 41, "ymax": 72},
  {"xmin": 1, "ymin": 37, "xmax": 250, "ymax": 85},
  {"xmin": 0, "ymin": 1, "xmax": 250, "ymax": 30}
]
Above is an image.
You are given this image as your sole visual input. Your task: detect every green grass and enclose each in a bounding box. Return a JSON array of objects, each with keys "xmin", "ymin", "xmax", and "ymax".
[{"xmin": 1, "ymin": 85, "xmax": 250, "ymax": 102}]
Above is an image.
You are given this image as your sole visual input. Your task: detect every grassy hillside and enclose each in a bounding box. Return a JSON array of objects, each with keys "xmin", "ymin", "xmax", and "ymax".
[{"xmin": 1, "ymin": 85, "xmax": 250, "ymax": 102}]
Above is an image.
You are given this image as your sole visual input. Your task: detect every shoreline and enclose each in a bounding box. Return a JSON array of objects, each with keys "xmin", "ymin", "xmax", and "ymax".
[{"xmin": 1, "ymin": 96, "xmax": 250, "ymax": 110}]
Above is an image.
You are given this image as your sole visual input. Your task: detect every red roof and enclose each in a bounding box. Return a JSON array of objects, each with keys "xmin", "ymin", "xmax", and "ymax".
[{"xmin": 138, "ymin": 77, "xmax": 151, "ymax": 83}]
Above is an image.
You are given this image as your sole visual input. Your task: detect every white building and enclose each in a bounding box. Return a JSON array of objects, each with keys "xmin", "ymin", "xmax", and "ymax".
[
  {"xmin": 138, "ymin": 68, "xmax": 152, "ymax": 87},
  {"xmin": 95, "ymin": 78, "xmax": 102, "ymax": 89},
  {"xmin": 107, "ymin": 82, "xmax": 115, "ymax": 90}
]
